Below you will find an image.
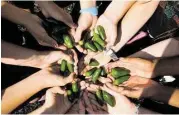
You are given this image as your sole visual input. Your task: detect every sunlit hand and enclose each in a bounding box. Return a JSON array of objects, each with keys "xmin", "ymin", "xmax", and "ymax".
[
  {"xmin": 84, "ymin": 51, "xmax": 111, "ymax": 66},
  {"xmin": 101, "ymin": 85, "xmax": 137, "ymax": 114},
  {"xmin": 105, "ymin": 76, "xmax": 163, "ymax": 99},
  {"xmin": 42, "ymin": 87, "xmax": 72, "ymax": 114},
  {"xmin": 34, "ymin": 66, "xmax": 75, "ymax": 88},
  {"xmin": 74, "ymin": 13, "xmax": 97, "ymax": 53},
  {"xmin": 96, "ymin": 14, "xmax": 118, "ymax": 49},
  {"xmin": 38, "ymin": 49, "xmax": 78, "ymax": 73},
  {"xmin": 105, "ymin": 57, "xmax": 157, "ymax": 78}
]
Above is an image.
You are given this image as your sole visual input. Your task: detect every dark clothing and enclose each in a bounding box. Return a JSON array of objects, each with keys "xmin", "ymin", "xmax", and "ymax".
[{"xmin": 147, "ymin": 1, "xmax": 179, "ymax": 42}]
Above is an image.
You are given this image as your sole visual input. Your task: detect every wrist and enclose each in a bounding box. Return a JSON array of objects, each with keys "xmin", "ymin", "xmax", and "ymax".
[
  {"xmin": 80, "ymin": 1, "xmax": 96, "ymax": 9},
  {"xmin": 103, "ymin": 12, "xmax": 118, "ymax": 25},
  {"xmin": 80, "ymin": 7, "xmax": 98, "ymax": 16},
  {"xmin": 31, "ymin": 70, "xmax": 49, "ymax": 89},
  {"xmin": 17, "ymin": 51, "xmax": 45, "ymax": 68},
  {"xmin": 103, "ymin": 2, "xmax": 119, "ymax": 25}
]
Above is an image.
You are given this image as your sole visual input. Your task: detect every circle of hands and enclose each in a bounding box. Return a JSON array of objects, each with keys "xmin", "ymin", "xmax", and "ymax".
[
  {"xmin": 35, "ymin": 48, "xmax": 159, "ymax": 114},
  {"xmin": 23, "ymin": 2, "xmax": 160, "ymax": 114}
]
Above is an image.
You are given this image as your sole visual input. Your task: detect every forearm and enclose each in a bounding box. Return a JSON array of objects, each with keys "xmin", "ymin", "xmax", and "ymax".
[
  {"xmin": 154, "ymin": 56, "xmax": 179, "ymax": 76},
  {"xmin": 1, "ymin": 73, "xmax": 45, "ymax": 114},
  {"xmin": 113, "ymin": 1, "xmax": 159, "ymax": 52},
  {"xmin": 80, "ymin": 0, "xmax": 96, "ymax": 9},
  {"xmin": 1, "ymin": 40, "xmax": 43, "ymax": 68},
  {"xmin": 152, "ymin": 86, "xmax": 179, "ymax": 108},
  {"xmin": 1, "ymin": 2, "xmax": 31, "ymax": 26},
  {"xmin": 103, "ymin": 1, "xmax": 135, "ymax": 24}
]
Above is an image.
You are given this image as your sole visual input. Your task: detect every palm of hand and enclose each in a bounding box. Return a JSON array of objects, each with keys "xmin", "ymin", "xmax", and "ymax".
[
  {"xmin": 107, "ymin": 94, "xmax": 135, "ymax": 114},
  {"xmin": 45, "ymin": 90, "xmax": 71, "ymax": 114},
  {"xmin": 121, "ymin": 76, "xmax": 161, "ymax": 98},
  {"xmin": 96, "ymin": 15, "xmax": 117, "ymax": 48},
  {"xmin": 37, "ymin": 66, "xmax": 74, "ymax": 88},
  {"xmin": 106, "ymin": 58, "xmax": 155, "ymax": 78}
]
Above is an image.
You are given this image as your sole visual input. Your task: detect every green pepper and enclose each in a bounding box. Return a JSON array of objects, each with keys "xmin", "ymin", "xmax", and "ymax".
[
  {"xmin": 96, "ymin": 89, "xmax": 103, "ymax": 101},
  {"xmin": 63, "ymin": 34, "xmax": 74, "ymax": 49},
  {"xmin": 113, "ymin": 75, "xmax": 130, "ymax": 85},
  {"xmin": 60, "ymin": 59, "xmax": 67, "ymax": 72},
  {"xmin": 93, "ymin": 41, "xmax": 103, "ymax": 52},
  {"xmin": 67, "ymin": 89, "xmax": 75, "ymax": 102},
  {"xmin": 93, "ymin": 32, "xmax": 105, "ymax": 47},
  {"xmin": 84, "ymin": 42, "xmax": 97, "ymax": 52},
  {"xmin": 72, "ymin": 82, "xmax": 78, "ymax": 93},
  {"xmin": 96, "ymin": 89, "xmax": 104, "ymax": 105},
  {"xmin": 67, "ymin": 90, "xmax": 72, "ymax": 96},
  {"xmin": 101, "ymin": 67, "xmax": 107, "ymax": 76},
  {"xmin": 111, "ymin": 67, "xmax": 130, "ymax": 79},
  {"xmin": 78, "ymin": 40, "xmax": 84, "ymax": 46},
  {"xmin": 92, "ymin": 68, "xmax": 102, "ymax": 83},
  {"xmin": 67, "ymin": 63, "xmax": 74, "ymax": 73},
  {"xmin": 85, "ymin": 67, "xmax": 97, "ymax": 77},
  {"xmin": 102, "ymin": 90, "xmax": 116, "ymax": 107},
  {"xmin": 89, "ymin": 59, "xmax": 99, "ymax": 66},
  {"xmin": 97, "ymin": 25, "xmax": 106, "ymax": 40}
]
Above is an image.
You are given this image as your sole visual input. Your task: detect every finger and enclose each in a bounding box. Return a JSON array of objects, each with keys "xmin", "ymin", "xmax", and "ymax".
[
  {"xmin": 74, "ymin": 26, "xmax": 86, "ymax": 42},
  {"xmin": 71, "ymin": 49, "xmax": 78, "ymax": 66},
  {"xmin": 69, "ymin": 28, "xmax": 76, "ymax": 37},
  {"xmin": 42, "ymin": 35, "xmax": 59, "ymax": 48},
  {"xmin": 106, "ymin": 28, "xmax": 117, "ymax": 48},
  {"xmin": 89, "ymin": 84, "xmax": 100, "ymax": 90},
  {"xmin": 90, "ymin": 16, "xmax": 97, "ymax": 30},
  {"xmin": 120, "ymin": 90, "xmax": 140, "ymax": 99},
  {"xmin": 64, "ymin": 73, "xmax": 75, "ymax": 85},
  {"xmin": 87, "ymin": 84, "xmax": 100, "ymax": 92},
  {"xmin": 75, "ymin": 45, "xmax": 87, "ymax": 54},
  {"xmin": 80, "ymin": 80, "xmax": 86, "ymax": 87},
  {"xmin": 106, "ymin": 83, "xmax": 124, "ymax": 93},
  {"xmin": 98, "ymin": 77, "xmax": 112, "ymax": 84},
  {"xmin": 107, "ymin": 75, "xmax": 115, "ymax": 81},
  {"xmin": 100, "ymin": 85, "xmax": 119, "ymax": 96},
  {"xmin": 61, "ymin": 53, "xmax": 73, "ymax": 64},
  {"xmin": 64, "ymin": 18, "xmax": 77, "ymax": 29},
  {"xmin": 47, "ymin": 86, "xmax": 65, "ymax": 94},
  {"xmin": 105, "ymin": 61, "xmax": 120, "ymax": 72},
  {"xmin": 56, "ymin": 45, "xmax": 67, "ymax": 50}
]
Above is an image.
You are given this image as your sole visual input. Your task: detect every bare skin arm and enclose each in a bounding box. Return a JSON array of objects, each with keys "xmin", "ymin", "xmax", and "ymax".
[
  {"xmin": 1, "ymin": 69, "xmax": 74, "ymax": 114},
  {"xmin": 1, "ymin": 2, "xmax": 31, "ymax": 26},
  {"xmin": 113, "ymin": 1, "xmax": 159, "ymax": 52},
  {"xmin": 1, "ymin": 73, "xmax": 44, "ymax": 114},
  {"xmin": 1, "ymin": 40, "xmax": 76, "ymax": 70},
  {"xmin": 1, "ymin": 40, "xmax": 42, "ymax": 68}
]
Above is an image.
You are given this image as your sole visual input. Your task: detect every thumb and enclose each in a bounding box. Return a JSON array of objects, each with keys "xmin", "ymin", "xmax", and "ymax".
[
  {"xmin": 63, "ymin": 19, "xmax": 77, "ymax": 29},
  {"xmin": 100, "ymin": 85, "xmax": 119, "ymax": 96},
  {"xmin": 106, "ymin": 28, "xmax": 117, "ymax": 49},
  {"xmin": 64, "ymin": 73, "xmax": 75, "ymax": 84},
  {"xmin": 48, "ymin": 86, "xmax": 65, "ymax": 94},
  {"xmin": 74, "ymin": 26, "xmax": 86, "ymax": 42}
]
